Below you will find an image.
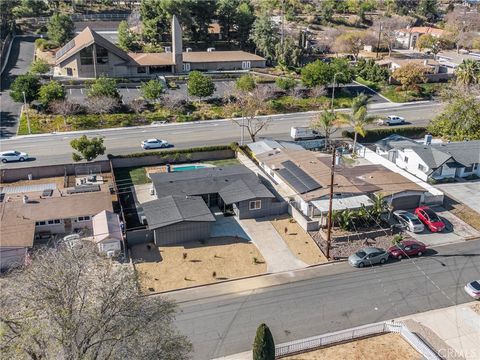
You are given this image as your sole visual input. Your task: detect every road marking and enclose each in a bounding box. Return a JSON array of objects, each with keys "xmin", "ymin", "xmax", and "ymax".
[
  {"xmin": 69, "ymin": 89, "xmax": 72, "ymax": 94},
  {"xmin": 125, "ymin": 87, "xmax": 130, "ymax": 92},
  {"xmin": 80, "ymin": 88, "xmax": 83, "ymax": 94}
]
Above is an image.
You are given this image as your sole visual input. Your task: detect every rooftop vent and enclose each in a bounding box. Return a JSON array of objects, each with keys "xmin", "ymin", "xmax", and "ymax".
[
  {"xmin": 186, "ymin": 47, "xmax": 192, "ymax": 52},
  {"xmin": 207, "ymin": 47, "xmax": 215, "ymax": 52},
  {"xmin": 165, "ymin": 46, "xmax": 171, "ymax": 53}
]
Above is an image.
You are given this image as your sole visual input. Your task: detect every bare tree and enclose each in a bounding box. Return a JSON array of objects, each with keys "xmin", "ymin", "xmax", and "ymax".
[
  {"xmin": 310, "ymin": 85, "xmax": 327, "ymax": 109},
  {"xmin": 445, "ymin": 10, "xmax": 480, "ymax": 52},
  {"xmin": 129, "ymin": 99, "xmax": 148, "ymax": 114},
  {"xmin": 226, "ymin": 86, "xmax": 274, "ymax": 143},
  {"xmin": 86, "ymin": 96, "xmax": 120, "ymax": 115},
  {"xmin": 374, "ymin": 16, "xmax": 413, "ymax": 56},
  {"xmin": 49, "ymin": 99, "xmax": 82, "ymax": 127},
  {"xmin": 0, "ymin": 242, "xmax": 191, "ymax": 360}
]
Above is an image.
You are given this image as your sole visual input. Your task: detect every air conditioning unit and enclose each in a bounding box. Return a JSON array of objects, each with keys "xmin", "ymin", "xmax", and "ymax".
[
  {"xmin": 165, "ymin": 46, "xmax": 171, "ymax": 53},
  {"xmin": 106, "ymin": 250, "xmax": 115, "ymax": 258},
  {"xmin": 186, "ymin": 47, "xmax": 192, "ymax": 52},
  {"xmin": 141, "ymin": 216, "xmax": 147, "ymax": 225},
  {"xmin": 207, "ymin": 47, "xmax": 215, "ymax": 52}
]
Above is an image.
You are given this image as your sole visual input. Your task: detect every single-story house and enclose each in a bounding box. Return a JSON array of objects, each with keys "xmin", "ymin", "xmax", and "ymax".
[
  {"xmin": 395, "ymin": 26, "xmax": 446, "ymax": 50},
  {"xmin": 375, "ymin": 135, "xmax": 480, "ymax": 182},
  {"xmin": 0, "ymin": 189, "xmax": 113, "ymax": 270},
  {"xmin": 54, "ymin": 16, "xmax": 265, "ymax": 78},
  {"xmin": 142, "ymin": 165, "xmax": 286, "ymax": 245},
  {"xmin": 378, "ymin": 58, "xmax": 443, "ymax": 74},
  {"xmin": 254, "ymin": 146, "xmax": 428, "ymax": 226},
  {"xmin": 436, "ymin": 50, "xmax": 480, "ymax": 69},
  {"xmin": 92, "ymin": 210, "xmax": 124, "ymax": 256}
]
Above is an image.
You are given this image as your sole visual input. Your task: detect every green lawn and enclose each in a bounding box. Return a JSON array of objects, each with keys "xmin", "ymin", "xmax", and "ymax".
[
  {"xmin": 202, "ymin": 158, "xmax": 240, "ymax": 166},
  {"xmin": 380, "ymin": 83, "xmax": 443, "ymax": 103},
  {"xmin": 114, "ymin": 167, "xmax": 151, "ymax": 185}
]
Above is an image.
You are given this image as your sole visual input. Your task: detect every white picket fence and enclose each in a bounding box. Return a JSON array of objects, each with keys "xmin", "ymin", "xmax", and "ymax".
[{"xmin": 275, "ymin": 321, "xmax": 441, "ymax": 359}]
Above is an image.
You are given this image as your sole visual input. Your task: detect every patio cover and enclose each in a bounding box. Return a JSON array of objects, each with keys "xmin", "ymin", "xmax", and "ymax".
[{"xmin": 311, "ymin": 195, "xmax": 374, "ymax": 215}]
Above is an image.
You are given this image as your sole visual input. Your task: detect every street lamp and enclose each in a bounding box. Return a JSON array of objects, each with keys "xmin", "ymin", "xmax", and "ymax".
[
  {"xmin": 22, "ymin": 91, "xmax": 31, "ymax": 134},
  {"xmin": 331, "ymin": 72, "xmax": 343, "ymax": 110}
]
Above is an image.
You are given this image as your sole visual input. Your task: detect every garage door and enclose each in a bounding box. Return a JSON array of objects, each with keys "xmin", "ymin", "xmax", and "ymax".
[{"xmin": 391, "ymin": 195, "xmax": 421, "ymax": 210}]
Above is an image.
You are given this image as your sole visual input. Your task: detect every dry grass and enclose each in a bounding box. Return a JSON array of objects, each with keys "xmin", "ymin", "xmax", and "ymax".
[
  {"xmin": 131, "ymin": 236, "xmax": 267, "ymax": 293},
  {"xmin": 270, "ymin": 216, "xmax": 327, "ymax": 265},
  {"xmin": 283, "ymin": 333, "xmax": 421, "ymax": 360},
  {"xmin": 35, "ymin": 49, "xmax": 56, "ymax": 65},
  {"xmin": 444, "ymin": 196, "xmax": 480, "ymax": 231},
  {"xmin": 1, "ymin": 176, "xmax": 65, "ymax": 188}
]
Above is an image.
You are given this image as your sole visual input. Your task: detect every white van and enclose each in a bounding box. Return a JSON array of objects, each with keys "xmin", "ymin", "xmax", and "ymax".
[{"xmin": 290, "ymin": 127, "xmax": 322, "ymax": 141}]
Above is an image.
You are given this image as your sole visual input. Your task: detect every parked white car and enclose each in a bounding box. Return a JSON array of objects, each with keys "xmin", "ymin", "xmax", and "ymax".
[
  {"xmin": 377, "ymin": 115, "xmax": 405, "ymax": 126},
  {"xmin": 0, "ymin": 150, "xmax": 29, "ymax": 163},
  {"xmin": 464, "ymin": 280, "xmax": 480, "ymax": 299},
  {"xmin": 141, "ymin": 139, "xmax": 169, "ymax": 149},
  {"xmin": 393, "ymin": 210, "xmax": 425, "ymax": 233}
]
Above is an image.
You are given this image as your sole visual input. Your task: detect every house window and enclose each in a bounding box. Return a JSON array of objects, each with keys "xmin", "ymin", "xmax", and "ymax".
[
  {"xmin": 249, "ymin": 200, "xmax": 262, "ymax": 210},
  {"xmin": 137, "ymin": 66, "xmax": 146, "ymax": 74},
  {"xmin": 464, "ymin": 165, "xmax": 473, "ymax": 173},
  {"xmin": 47, "ymin": 219, "xmax": 62, "ymax": 225},
  {"xmin": 182, "ymin": 63, "xmax": 190, "ymax": 71},
  {"xmin": 35, "ymin": 221, "xmax": 46, "ymax": 226},
  {"xmin": 80, "ymin": 46, "xmax": 93, "ymax": 65},
  {"xmin": 418, "ymin": 164, "xmax": 426, "ymax": 172},
  {"xmin": 242, "ymin": 61, "xmax": 251, "ymax": 69},
  {"xmin": 95, "ymin": 45, "xmax": 109, "ymax": 64},
  {"xmin": 66, "ymin": 68, "xmax": 73, "ymax": 76},
  {"xmin": 75, "ymin": 216, "xmax": 91, "ymax": 222},
  {"xmin": 404, "ymin": 156, "xmax": 408, "ymax": 163}
]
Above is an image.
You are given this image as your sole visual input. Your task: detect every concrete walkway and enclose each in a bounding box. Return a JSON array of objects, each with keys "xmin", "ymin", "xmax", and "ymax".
[
  {"xmin": 238, "ymin": 218, "xmax": 308, "ymax": 273},
  {"xmin": 399, "ymin": 303, "xmax": 480, "ymax": 360}
]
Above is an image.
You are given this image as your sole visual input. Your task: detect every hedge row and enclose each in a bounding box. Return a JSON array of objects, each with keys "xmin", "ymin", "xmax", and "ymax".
[
  {"xmin": 342, "ymin": 126, "xmax": 428, "ymax": 143},
  {"xmin": 107, "ymin": 143, "xmax": 238, "ymax": 159}
]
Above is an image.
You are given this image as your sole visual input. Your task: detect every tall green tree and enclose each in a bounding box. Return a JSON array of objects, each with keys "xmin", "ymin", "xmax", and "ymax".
[
  {"xmin": 235, "ymin": 1, "xmax": 255, "ymax": 49},
  {"xmin": 12, "ymin": 0, "xmax": 47, "ymax": 17},
  {"xmin": 87, "ymin": 76, "xmax": 120, "ymax": 99},
  {"xmin": 118, "ymin": 20, "xmax": 137, "ymax": 51},
  {"xmin": 455, "ymin": 59, "xmax": 480, "ymax": 86},
  {"xmin": 217, "ymin": 0, "xmax": 239, "ymax": 41},
  {"xmin": 140, "ymin": 79, "xmax": 165, "ymax": 102},
  {"xmin": 47, "ymin": 13, "xmax": 74, "ymax": 46},
  {"xmin": 9, "ymin": 74, "xmax": 40, "ymax": 103},
  {"xmin": 187, "ymin": 71, "xmax": 215, "ymax": 100},
  {"xmin": 252, "ymin": 323, "xmax": 275, "ymax": 360},
  {"xmin": 140, "ymin": 0, "xmax": 169, "ymax": 44},
  {"xmin": 29, "ymin": 59, "xmax": 50, "ymax": 74},
  {"xmin": 417, "ymin": 0, "xmax": 439, "ymax": 22},
  {"xmin": 275, "ymin": 37, "xmax": 302, "ymax": 68},
  {"xmin": 38, "ymin": 80, "xmax": 65, "ymax": 106},
  {"xmin": 330, "ymin": 58, "xmax": 355, "ymax": 85},
  {"xmin": 1, "ymin": 0, "xmax": 18, "ymax": 37},
  {"xmin": 301, "ymin": 60, "xmax": 332, "ymax": 88},
  {"xmin": 70, "ymin": 135, "xmax": 106, "ymax": 162},
  {"xmin": 250, "ymin": 14, "xmax": 279, "ymax": 61},
  {"xmin": 275, "ymin": 76, "xmax": 296, "ymax": 92}
]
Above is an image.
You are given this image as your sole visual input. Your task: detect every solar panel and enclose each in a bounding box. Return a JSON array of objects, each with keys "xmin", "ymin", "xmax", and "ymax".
[
  {"xmin": 67, "ymin": 185, "xmax": 100, "ymax": 194},
  {"xmin": 281, "ymin": 160, "xmax": 321, "ymax": 193},
  {"xmin": 42, "ymin": 189, "xmax": 53, "ymax": 197},
  {"xmin": 56, "ymin": 39, "xmax": 75, "ymax": 60},
  {"xmin": 277, "ymin": 168, "xmax": 309, "ymax": 194}
]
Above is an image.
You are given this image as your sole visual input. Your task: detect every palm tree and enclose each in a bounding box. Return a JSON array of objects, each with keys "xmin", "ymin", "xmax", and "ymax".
[
  {"xmin": 455, "ymin": 60, "xmax": 480, "ymax": 86},
  {"xmin": 338, "ymin": 102, "xmax": 376, "ymax": 152},
  {"xmin": 310, "ymin": 110, "xmax": 340, "ymax": 147}
]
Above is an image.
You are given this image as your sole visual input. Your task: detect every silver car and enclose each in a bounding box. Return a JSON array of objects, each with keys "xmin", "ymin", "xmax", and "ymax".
[
  {"xmin": 393, "ymin": 210, "xmax": 425, "ymax": 233},
  {"xmin": 0, "ymin": 150, "xmax": 29, "ymax": 163},
  {"xmin": 348, "ymin": 247, "xmax": 389, "ymax": 268},
  {"xmin": 464, "ymin": 280, "xmax": 480, "ymax": 300},
  {"xmin": 141, "ymin": 139, "xmax": 169, "ymax": 149}
]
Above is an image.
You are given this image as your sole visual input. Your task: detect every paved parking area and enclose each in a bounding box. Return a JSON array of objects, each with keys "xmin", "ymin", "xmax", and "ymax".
[
  {"xmin": 406, "ymin": 206, "xmax": 479, "ymax": 246},
  {"xmin": 436, "ymin": 181, "xmax": 480, "ymax": 213}
]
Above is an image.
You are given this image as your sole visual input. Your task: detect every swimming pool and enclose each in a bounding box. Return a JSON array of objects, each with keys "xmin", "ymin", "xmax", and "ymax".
[{"xmin": 173, "ymin": 165, "xmax": 209, "ymax": 172}]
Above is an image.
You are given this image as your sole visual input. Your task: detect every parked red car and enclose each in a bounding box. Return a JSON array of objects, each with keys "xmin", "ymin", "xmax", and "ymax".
[
  {"xmin": 414, "ymin": 206, "xmax": 445, "ymax": 232},
  {"xmin": 388, "ymin": 240, "xmax": 427, "ymax": 260}
]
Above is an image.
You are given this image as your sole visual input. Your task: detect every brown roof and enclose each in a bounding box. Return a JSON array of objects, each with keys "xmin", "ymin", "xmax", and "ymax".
[
  {"xmin": 0, "ymin": 190, "xmax": 113, "ymax": 248},
  {"xmin": 257, "ymin": 149, "xmax": 425, "ymax": 201},
  {"xmin": 391, "ymin": 58, "xmax": 440, "ymax": 67},
  {"xmin": 398, "ymin": 27, "xmax": 445, "ymax": 37},
  {"xmin": 183, "ymin": 51, "xmax": 265, "ymax": 63},
  {"xmin": 127, "ymin": 52, "xmax": 174, "ymax": 66},
  {"xmin": 55, "ymin": 27, "xmax": 131, "ymax": 65}
]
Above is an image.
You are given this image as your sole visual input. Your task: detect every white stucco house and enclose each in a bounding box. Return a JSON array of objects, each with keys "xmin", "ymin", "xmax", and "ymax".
[
  {"xmin": 375, "ymin": 135, "xmax": 480, "ymax": 182},
  {"xmin": 92, "ymin": 210, "xmax": 124, "ymax": 256}
]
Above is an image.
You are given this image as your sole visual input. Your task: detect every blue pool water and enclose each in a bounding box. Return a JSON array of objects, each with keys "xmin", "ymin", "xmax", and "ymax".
[{"xmin": 173, "ymin": 165, "xmax": 208, "ymax": 172}]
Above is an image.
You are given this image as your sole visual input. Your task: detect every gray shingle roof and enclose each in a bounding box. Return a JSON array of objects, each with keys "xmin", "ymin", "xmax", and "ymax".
[
  {"xmin": 151, "ymin": 165, "xmax": 274, "ymax": 203},
  {"xmin": 375, "ymin": 135, "xmax": 418, "ymax": 151},
  {"xmin": 142, "ymin": 195, "xmax": 215, "ymax": 229}
]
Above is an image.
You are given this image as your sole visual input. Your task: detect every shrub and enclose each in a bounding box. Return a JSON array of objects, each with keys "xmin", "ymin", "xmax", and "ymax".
[
  {"xmin": 107, "ymin": 144, "xmax": 236, "ymax": 159},
  {"xmin": 35, "ymin": 38, "xmax": 47, "ymax": 51},
  {"xmin": 342, "ymin": 126, "xmax": 428, "ymax": 143}
]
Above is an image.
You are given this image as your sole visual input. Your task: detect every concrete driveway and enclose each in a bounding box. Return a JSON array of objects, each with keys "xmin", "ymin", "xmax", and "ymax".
[
  {"xmin": 407, "ymin": 206, "xmax": 479, "ymax": 246},
  {"xmin": 435, "ymin": 181, "xmax": 480, "ymax": 213}
]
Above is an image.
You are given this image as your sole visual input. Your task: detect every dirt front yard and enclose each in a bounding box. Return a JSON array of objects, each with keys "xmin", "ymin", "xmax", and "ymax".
[
  {"xmin": 131, "ymin": 236, "xmax": 266, "ymax": 293},
  {"xmin": 283, "ymin": 333, "xmax": 421, "ymax": 360},
  {"xmin": 270, "ymin": 216, "xmax": 327, "ymax": 265}
]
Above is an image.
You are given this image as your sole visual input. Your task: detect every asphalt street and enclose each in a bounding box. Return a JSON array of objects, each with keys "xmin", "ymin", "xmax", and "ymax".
[
  {"xmin": 0, "ymin": 101, "xmax": 442, "ymax": 168},
  {"xmin": 172, "ymin": 239, "xmax": 480, "ymax": 360},
  {"xmin": 0, "ymin": 36, "xmax": 37, "ymax": 138}
]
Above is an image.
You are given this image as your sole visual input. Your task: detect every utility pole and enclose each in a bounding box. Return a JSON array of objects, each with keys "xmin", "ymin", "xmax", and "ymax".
[
  {"xmin": 281, "ymin": 0, "xmax": 285, "ymax": 47},
  {"xmin": 325, "ymin": 145, "xmax": 336, "ymax": 260},
  {"xmin": 376, "ymin": 24, "xmax": 382, "ymax": 59},
  {"xmin": 22, "ymin": 91, "xmax": 31, "ymax": 134},
  {"xmin": 331, "ymin": 72, "xmax": 342, "ymax": 110}
]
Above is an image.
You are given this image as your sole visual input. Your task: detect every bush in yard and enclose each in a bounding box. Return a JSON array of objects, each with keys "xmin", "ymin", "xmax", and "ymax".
[
  {"xmin": 342, "ymin": 126, "xmax": 428, "ymax": 143},
  {"xmin": 236, "ymin": 74, "xmax": 256, "ymax": 92},
  {"xmin": 275, "ymin": 77, "xmax": 296, "ymax": 92},
  {"xmin": 87, "ymin": 76, "xmax": 120, "ymax": 99},
  {"xmin": 187, "ymin": 71, "xmax": 215, "ymax": 100},
  {"xmin": 252, "ymin": 323, "xmax": 275, "ymax": 360},
  {"xmin": 38, "ymin": 81, "xmax": 65, "ymax": 106},
  {"xmin": 392, "ymin": 63, "xmax": 427, "ymax": 92},
  {"xmin": 29, "ymin": 59, "xmax": 50, "ymax": 74},
  {"xmin": 70, "ymin": 135, "xmax": 106, "ymax": 162},
  {"xmin": 140, "ymin": 79, "xmax": 165, "ymax": 102},
  {"xmin": 10, "ymin": 74, "xmax": 40, "ymax": 103},
  {"xmin": 47, "ymin": 13, "xmax": 74, "ymax": 46}
]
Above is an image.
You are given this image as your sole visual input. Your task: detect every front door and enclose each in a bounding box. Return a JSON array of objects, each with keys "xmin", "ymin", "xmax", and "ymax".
[{"xmin": 64, "ymin": 218, "xmax": 72, "ymax": 233}]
